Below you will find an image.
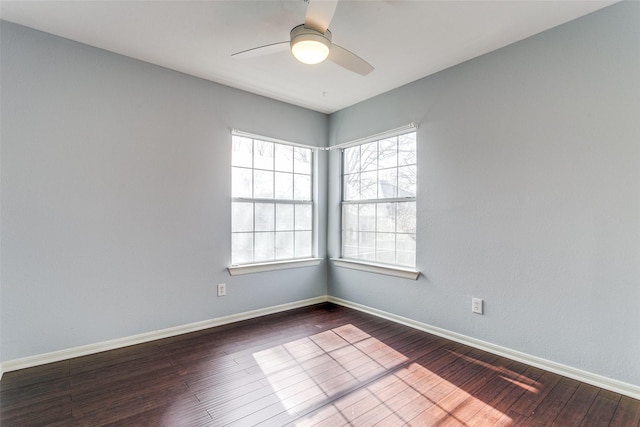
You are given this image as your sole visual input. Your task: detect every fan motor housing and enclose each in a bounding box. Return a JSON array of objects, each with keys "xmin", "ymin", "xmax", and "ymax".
[{"xmin": 290, "ymin": 24, "xmax": 332, "ymax": 64}]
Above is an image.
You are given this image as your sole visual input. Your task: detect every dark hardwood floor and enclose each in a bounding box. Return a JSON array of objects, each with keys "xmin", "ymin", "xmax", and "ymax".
[{"xmin": 1, "ymin": 303, "xmax": 639, "ymax": 426}]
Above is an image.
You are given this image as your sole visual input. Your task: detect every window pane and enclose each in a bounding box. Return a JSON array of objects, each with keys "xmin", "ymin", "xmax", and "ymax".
[
  {"xmin": 275, "ymin": 172, "xmax": 293, "ymax": 200},
  {"xmin": 397, "ymin": 252, "xmax": 415, "ymax": 268},
  {"xmin": 232, "ymin": 202, "xmax": 253, "ymax": 232},
  {"xmin": 358, "ymin": 204, "xmax": 375, "ymax": 232},
  {"xmin": 376, "ymin": 203, "xmax": 396, "ymax": 232},
  {"xmin": 293, "ymin": 147, "xmax": 312, "ymax": 174},
  {"xmin": 397, "ymin": 202, "xmax": 416, "ymax": 233},
  {"xmin": 398, "ymin": 165, "xmax": 416, "ymax": 197},
  {"xmin": 295, "ymin": 204, "xmax": 312, "ymax": 230},
  {"xmin": 342, "ymin": 203, "xmax": 358, "ymax": 233},
  {"xmin": 360, "ymin": 171, "xmax": 377, "ymax": 200},
  {"xmin": 255, "ymin": 232, "xmax": 274, "ymax": 262},
  {"xmin": 255, "ymin": 203, "xmax": 274, "ymax": 231},
  {"xmin": 378, "ymin": 168, "xmax": 397, "ymax": 199},
  {"xmin": 254, "ymin": 140, "xmax": 274, "ymax": 170},
  {"xmin": 232, "ymin": 136, "xmax": 253, "ymax": 168},
  {"xmin": 275, "ymin": 231, "xmax": 294, "ymax": 260},
  {"xmin": 342, "ymin": 231, "xmax": 358, "ymax": 257},
  {"xmin": 232, "ymin": 233, "xmax": 253, "ymax": 265},
  {"xmin": 360, "ymin": 142, "xmax": 377, "ymax": 171},
  {"xmin": 344, "ymin": 146, "xmax": 360, "ymax": 174},
  {"xmin": 232, "ymin": 167, "xmax": 252, "ymax": 198},
  {"xmin": 397, "ymin": 234, "xmax": 416, "ymax": 251},
  {"xmin": 398, "ymin": 133, "xmax": 416, "ymax": 166},
  {"xmin": 378, "ymin": 137, "xmax": 397, "ymax": 169},
  {"xmin": 376, "ymin": 233, "xmax": 396, "ymax": 264},
  {"xmin": 344, "ymin": 173, "xmax": 359, "ymax": 201},
  {"xmin": 275, "ymin": 204, "xmax": 294, "ymax": 231},
  {"xmin": 294, "ymin": 174, "xmax": 311, "ymax": 201},
  {"xmin": 295, "ymin": 231, "xmax": 312, "ymax": 258},
  {"xmin": 274, "ymin": 144, "xmax": 293, "ymax": 172},
  {"xmin": 396, "ymin": 233, "xmax": 416, "ymax": 267},
  {"xmin": 254, "ymin": 170, "xmax": 273, "ymax": 199},
  {"xmin": 359, "ymin": 232, "xmax": 376, "ymax": 261}
]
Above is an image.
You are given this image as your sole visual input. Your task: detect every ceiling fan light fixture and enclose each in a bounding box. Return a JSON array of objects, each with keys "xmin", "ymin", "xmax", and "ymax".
[
  {"xmin": 290, "ymin": 25, "xmax": 331, "ymax": 65},
  {"xmin": 292, "ymin": 39, "xmax": 329, "ymax": 64}
]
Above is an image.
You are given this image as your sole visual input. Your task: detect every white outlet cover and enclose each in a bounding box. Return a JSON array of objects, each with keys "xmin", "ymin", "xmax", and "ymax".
[
  {"xmin": 472, "ymin": 298, "xmax": 483, "ymax": 314},
  {"xmin": 217, "ymin": 283, "xmax": 226, "ymax": 296}
]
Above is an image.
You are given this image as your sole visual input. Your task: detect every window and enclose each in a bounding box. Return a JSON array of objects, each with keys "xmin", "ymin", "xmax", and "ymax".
[
  {"xmin": 341, "ymin": 131, "xmax": 417, "ymax": 268},
  {"xmin": 231, "ymin": 134, "xmax": 313, "ymax": 265}
]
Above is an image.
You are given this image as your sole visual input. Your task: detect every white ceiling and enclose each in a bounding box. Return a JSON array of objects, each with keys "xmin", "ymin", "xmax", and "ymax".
[{"xmin": 1, "ymin": 0, "xmax": 616, "ymax": 114}]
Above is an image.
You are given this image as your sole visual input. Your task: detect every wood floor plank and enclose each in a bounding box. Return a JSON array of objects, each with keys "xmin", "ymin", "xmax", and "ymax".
[
  {"xmin": 382, "ymin": 348, "xmax": 478, "ymax": 424},
  {"xmin": 0, "ymin": 360, "xmax": 69, "ymax": 392},
  {"xmin": 610, "ymin": 395, "xmax": 640, "ymax": 427},
  {"xmin": 579, "ymin": 389, "xmax": 621, "ymax": 427},
  {"xmin": 521, "ymin": 377, "xmax": 580, "ymax": 425},
  {"xmin": 350, "ymin": 371, "xmax": 415, "ymax": 425},
  {"xmin": 195, "ymin": 375, "xmax": 266, "ymax": 408},
  {"xmin": 207, "ymin": 390, "xmax": 284, "ymax": 425},
  {"xmin": 296, "ymin": 411, "xmax": 343, "ymax": 427},
  {"xmin": 0, "ymin": 375, "xmax": 70, "ymax": 409},
  {"xmin": 406, "ymin": 349, "xmax": 503, "ymax": 425},
  {"xmin": 465, "ymin": 363, "xmax": 544, "ymax": 426},
  {"xmin": 435, "ymin": 357, "xmax": 520, "ymax": 426},
  {"xmin": 0, "ymin": 394, "xmax": 72, "ymax": 426},
  {"xmin": 1, "ymin": 302, "xmax": 638, "ymax": 426},
  {"xmin": 101, "ymin": 404, "xmax": 213, "ymax": 427},
  {"xmin": 74, "ymin": 391, "xmax": 200, "ymax": 426},
  {"xmin": 504, "ymin": 369, "xmax": 563, "ymax": 417},
  {"xmin": 551, "ymin": 381, "xmax": 599, "ymax": 426}
]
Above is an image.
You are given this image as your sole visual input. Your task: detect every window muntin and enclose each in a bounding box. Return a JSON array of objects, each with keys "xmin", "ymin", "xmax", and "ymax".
[
  {"xmin": 232, "ymin": 135, "xmax": 313, "ymax": 265},
  {"xmin": 341, "ymin": 132, "xmax": 417, "ymax": 268}
]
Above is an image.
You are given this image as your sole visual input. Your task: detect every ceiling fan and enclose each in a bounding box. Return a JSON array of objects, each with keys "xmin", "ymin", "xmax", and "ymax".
[{"xmin": 231, "ymin": 0, "xmax": 374, "ymax": 76}]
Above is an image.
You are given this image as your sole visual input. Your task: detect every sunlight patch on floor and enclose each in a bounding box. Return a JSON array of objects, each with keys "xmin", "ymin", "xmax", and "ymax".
[
  {"xmin": 452, "ymin": 349, "xmax": 541, "ymax": 394},
  {"xmin": 254, "ymin": 324, "xmax": 524, "ymax": 425},
  {"xmin": 500, "ymin": 375, "xmax": 539, "ymax": 393},
  {"xmin": 253, "ymin": 324, "xmax": 409, "ymax": 415}
]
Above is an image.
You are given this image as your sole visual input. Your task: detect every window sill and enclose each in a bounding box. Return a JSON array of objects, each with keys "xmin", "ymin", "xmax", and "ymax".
[
  {"xmin": 331, "ymin": 258, "xmax": 420, "ymax": 280},
  {"xmin": 228, "ymin": 258, "xmax": 323, "ymax": 276}
]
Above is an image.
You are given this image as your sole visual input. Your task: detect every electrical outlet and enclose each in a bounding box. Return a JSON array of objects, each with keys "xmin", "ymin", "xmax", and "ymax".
[
  {"xmin": 472, "ymin": 298, "xmax": 483, "ymax": 314},
  {"xmin": 217, "ymin": 283, "xmax": 226, "ymax": 297}
]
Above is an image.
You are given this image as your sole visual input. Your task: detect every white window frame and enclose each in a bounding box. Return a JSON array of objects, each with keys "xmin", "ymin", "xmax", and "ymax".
[
  {"xmin": 337, "ymin": 126, "xmax": 419, "ymax": 279},
  {"xmin": 229, "ymin": 131, "xmax": 321, "ymax": 275}
]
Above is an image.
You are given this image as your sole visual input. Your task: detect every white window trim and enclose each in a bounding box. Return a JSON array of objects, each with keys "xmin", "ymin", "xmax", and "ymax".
[
  {"xmin": 331, "ymin": 258, "xmax": 420, "ymax": 280},
  {"xmin": 232, "ymin": 129, "xmax": 324, "ymax": 151},
  {"xmin": 228, "ymin": 258, "xmax": 323, "ymax": 276},
  {"xmin": 330, "ymin": 123, "xmax": 417, "ymax": 150},
  {"xmin": 231, "ymin": 131, "xmax": 318, "ymax": 267},
  {"xmin": 339, "ymin": 127, "xmax": 418, "ymax": 269}
]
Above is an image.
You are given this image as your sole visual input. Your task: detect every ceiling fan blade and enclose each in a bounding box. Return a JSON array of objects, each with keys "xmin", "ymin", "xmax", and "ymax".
[
  {"xmin": 304, "ymin": 0, "xmax": 338, "ymax": 33},
  {"xmin": 231, "ymin": 41, "xmax": 289, "ymax": 59},
  {"xmin": 328, "ymin": 44, "xmax": 374, "ymax": 76}
]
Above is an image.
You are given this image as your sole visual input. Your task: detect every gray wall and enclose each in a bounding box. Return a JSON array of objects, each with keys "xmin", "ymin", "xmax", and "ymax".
[
  {"xmin": 0, "ymin": 21, "xmax": 328, "ymax": 361},
  {"xmin": 328, "ymin": 2, "xmax": 639, "ymax": 386},
  {"xmin": 1, "ymin": 1, "xmax": 638, "ymax": 389}
]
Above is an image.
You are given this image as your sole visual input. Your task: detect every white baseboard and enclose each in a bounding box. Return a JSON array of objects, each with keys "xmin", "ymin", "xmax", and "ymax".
[
  {"xmin": 0, "ymin": 295, "xmax": 328, "ymax": 375},
  {"xmin": 328, "ymin": 296, "xmax": 640, "ymax": 400},
  {"xmin": 3, "ymin": 294, "xmax": 638, "ymax": 401}
]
